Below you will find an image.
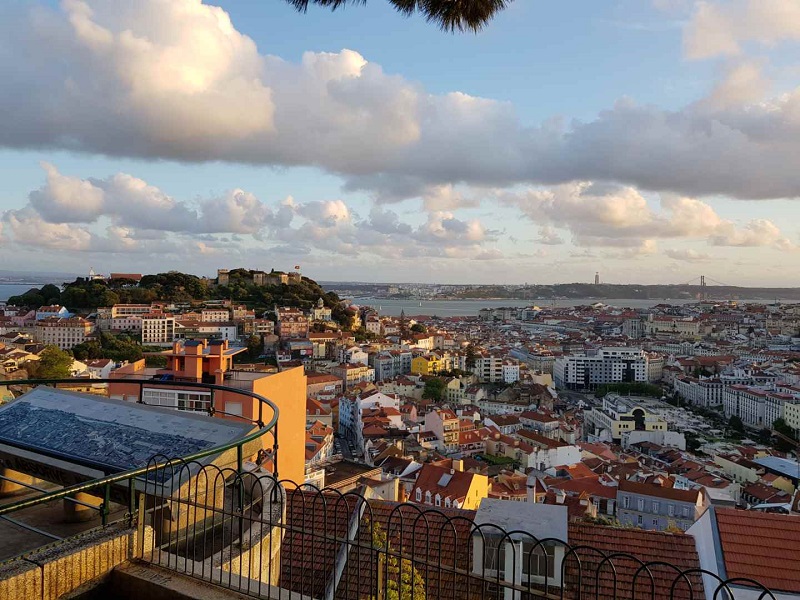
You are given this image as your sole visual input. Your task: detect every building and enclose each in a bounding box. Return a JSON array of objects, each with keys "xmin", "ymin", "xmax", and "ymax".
[
  {"xmin": 583, "ymin": 394, "xmax": 668, "ymax": 443},
  {"xmin": 311, "ymin": 298, "xmax": 332, "ymax": 322},
  {"xmin": 424, "ymin": 408, "xmax": 460, "ymax": 452},
  {"xmin": 647, "ymin": 315, "xmax": 708, "ymax": 339},
  {"xmin": 409, "ymin": 462, "xmax": 488, "ymax": 510},
  {"xmin": 554, "ymin": 347, "xmax": 649, "ymax": 390},
  {"xmin": 35, "ymin": 305, "xmax": 70, "ymax": 321},
  {"xmin": 371, "ymin": 350, "xmax": 412, "ymax": 381},
  {"xmin": 502, "ymin": 360, "xmax": 521, "ymax": 384},
  {"xmin": 200, "ymin": 309, "xmax": 230, "ymax": 322},
  {"xmin": 411, "ymin": 353, "xmax": 445, "ymax": 375},
  {"xmin": 242, "ymin": 318, "xmax": 274, "ymax": 337},
  {"xmin": 34, "ymin": 317, "xmax": 94, "ymax": 350},
  {"xmin": 108, "ymin": 273, "xmax": 142, "ymax": 283},
  {"xmin": 306, "ymin": 372, "xmax": 343, "ymax": 400},
  {"xmin": 690, "ymin": 508, "xmax": 800, "ymax": 599},
  {"xmin": 331, "ymin": 363, "xmax": 375, "ymax": 389},
  {"xmin": 141, "ymin": 313, "xmax": 176, "ymax": 345},
  {"xmin": 275, "ymin": 307, "xmax": 309, "ymax": 339},
  {"xmin": 473, "ymin": 354, "xmax": 504, "ymax": 383},
  {"xmin": 109, "ymin": 338, "xmax": 307, "ymax": 483},
  {"xmin": 617, "ymin": 478, "xmax": 709, "ymax": 532},
  {"xmin": 174, "ymin": 319, "xmax": 237, "ymax": 342},
  {"xmin": 674, "ymin": 376, "xmax": 725, "ymax": 408},
  {"xmin": 484, "ymin": 414, "xmax": 522, "ymax": 435}
]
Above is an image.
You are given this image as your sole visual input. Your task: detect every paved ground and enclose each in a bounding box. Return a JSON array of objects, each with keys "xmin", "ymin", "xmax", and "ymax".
[{"xmin": 0, "ymin": 487, "xmax": 127, "ymax": 561}]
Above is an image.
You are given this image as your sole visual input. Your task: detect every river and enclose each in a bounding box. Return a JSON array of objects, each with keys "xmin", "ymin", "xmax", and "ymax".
[
  {"xmin": 0, "ymin": 283, "xmax": 49, "ymax": 302},
  {"xmin": 344, "ymin": 297, "xmax": 711, "ymax": 317}
]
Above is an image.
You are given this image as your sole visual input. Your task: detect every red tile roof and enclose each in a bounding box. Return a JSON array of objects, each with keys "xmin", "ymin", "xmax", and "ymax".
[
  {"xmin": 566, "ymin": 522, "xmax": 703, "ymax": 600},
  {"xmin": 715, "ymin": 508, "xmax": 800, "ymax": 593},
  {"xmin": 618, "ymin": 479, "xmax": 703, "ymax": 503}
]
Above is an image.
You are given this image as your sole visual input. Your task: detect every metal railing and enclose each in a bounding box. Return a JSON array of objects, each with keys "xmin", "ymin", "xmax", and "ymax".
[
  {"xmin": 0, "ymin": 378, "xmax": 279, "ymax": 549},
  {"xmin": 0, "ymin": 379, "xmax": 778, "ymax": 599},
  {"xmin": 132, "ymin": 458, "xmax": 776, "ymax": 600}
]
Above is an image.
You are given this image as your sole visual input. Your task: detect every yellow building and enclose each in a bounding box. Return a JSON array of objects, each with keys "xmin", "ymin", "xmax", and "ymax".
[
  {"xmin": 411, "ymin": 354, "xmax": 443, "ymax": 375},
  {"xmin": 785, "ymin": 401, "xmax": 800, "ymax": 434},
  {"xmin": 409, "ymin": 462, "xmax": 488, "ymax": 510}
]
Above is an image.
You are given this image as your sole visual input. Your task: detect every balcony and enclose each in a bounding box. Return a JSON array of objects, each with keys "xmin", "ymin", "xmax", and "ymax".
[{"xmin": 0, "ymin": 379, "xmax": 776, "ymax": 600}]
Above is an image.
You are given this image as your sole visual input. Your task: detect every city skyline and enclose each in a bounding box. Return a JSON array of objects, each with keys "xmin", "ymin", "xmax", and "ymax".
[{"xmin": 0, "ymin": 1, "xmax": 799, "ymax": 285}]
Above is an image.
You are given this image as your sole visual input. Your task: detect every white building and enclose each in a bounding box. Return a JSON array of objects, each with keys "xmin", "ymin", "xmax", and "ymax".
[
  {"xmin": 474, "ymin": 355, "xmax": 504, "ymax": 383},
  {"xmin": 34, "ymin": 317, "xmax": 94, "ymax": 350},
  {"xmin": 339, "ymin": 345, "xmax": 369, "ymax": 366},
  {"xmin": 141, "ymin": 314, "xmax": 176, "ymax": 345},
  {"xmin": 200, "ymin": 309, "xmax": 230, "ymax": 322},
  {"xmin": 674, "ymin": 376, "xmax": 725, "ymax": 408},
  {"xmin": 502, "ymin": 360, "xmax": 521, "ymax": 384},
  {"xmin": 553, "ymin": 347, "xmax": 648, "ymax": 390}
]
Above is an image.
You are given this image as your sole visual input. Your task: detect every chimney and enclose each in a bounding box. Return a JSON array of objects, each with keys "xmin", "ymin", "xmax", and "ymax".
[{"xmin": 555, "ymin": 489, "xmax": 566, "ymax": 504}]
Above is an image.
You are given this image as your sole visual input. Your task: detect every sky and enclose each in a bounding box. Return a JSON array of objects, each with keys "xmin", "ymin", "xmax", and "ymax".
[{"xmin": 0, "ymin": 0, "xmax": 799, "ymax": 286}]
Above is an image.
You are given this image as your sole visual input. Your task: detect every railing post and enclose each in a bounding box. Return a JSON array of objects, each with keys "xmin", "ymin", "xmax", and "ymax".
[
  {"xmin": 101, "ymin": 483, "xmax": 111, "ymax": 526},
  {"xmin": 272, "ymin": 421, "xmax": 279, "ymax": 480},
  {"xmin": 237, "ymin": 443, "xmax": 243, "ymax": 474},
  {"xmin": 128, "ymin": 476, "xmax": 135, "ymax": 527}
]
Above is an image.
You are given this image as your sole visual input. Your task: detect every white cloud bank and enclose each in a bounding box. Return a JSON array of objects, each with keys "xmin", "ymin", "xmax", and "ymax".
[{"xmin": 2, "ymin": 0, "xmax": 800, "ymax": 202}]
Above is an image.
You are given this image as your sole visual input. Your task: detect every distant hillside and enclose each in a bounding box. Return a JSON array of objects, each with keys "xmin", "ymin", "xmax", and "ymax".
[
  {"xmin": 7, "ymin": 269, "xmax": 352, "ymax": 326},
  {"xmin": 450, "ymin": 283, "xmax": 800, "ymax": 301}
]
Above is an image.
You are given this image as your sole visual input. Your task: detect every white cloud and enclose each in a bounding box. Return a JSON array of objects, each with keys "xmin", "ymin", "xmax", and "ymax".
[
  {"xmin": 29, "ymin": 162, "xmax": 105, "ymax": 222},
  {"xmin": 684, "ymin": 0, "xmax": 800, "ymax": 60},
  {"xmin": 535, "ymin": 226, "xmax": 564, "ymax": 245},
  {"xmin": 503, "ymin": 182, "xmax": 795, "ymax": 250},
  {"xmin": 2, "ymin": 1, "xmax": 800, "ymax": 201},
  {"xmin": 23, "ymin": 163, "xmax": 272, "ymax": 234},
  {"xmin": 695, "ymin": 59, "xmax": 770, "ymax": 111},
  {"xmin": 665, "ymin": 248, "xmax": 712, "ymax": 261}
]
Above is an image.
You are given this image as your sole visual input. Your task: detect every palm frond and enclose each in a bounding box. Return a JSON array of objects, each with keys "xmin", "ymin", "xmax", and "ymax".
[{"xmin": 285, "ymin": 0, "xmax": 513, "ymax": 32}]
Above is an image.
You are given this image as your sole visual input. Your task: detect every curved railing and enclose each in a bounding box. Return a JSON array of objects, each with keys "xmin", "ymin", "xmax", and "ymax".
[{"xmin": 0, "ymin": 378, "xmax": 280, "ymax": 537}]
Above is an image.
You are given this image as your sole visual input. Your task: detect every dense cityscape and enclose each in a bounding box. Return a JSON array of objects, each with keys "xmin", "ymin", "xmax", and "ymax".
[{"xmin": 1, "ymin": 266, "xmax": 799, "ymax": 596}]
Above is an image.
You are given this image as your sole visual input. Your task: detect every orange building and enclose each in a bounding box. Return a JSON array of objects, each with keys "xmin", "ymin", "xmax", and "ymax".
[{"xmin": 110, "ymin": 339, "xmax": 307, "ymax": 483}]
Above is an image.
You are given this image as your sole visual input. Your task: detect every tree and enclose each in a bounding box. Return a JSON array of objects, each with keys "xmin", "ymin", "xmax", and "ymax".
[
  {"xmin": 410, "ymin": 323, "xmax": 427, "ymax": 334},
  {"xmin": 465, "ymin": 344, "xmax": 477, "ymax": 371},
  {"xmin": 728, "ymin": 415, "xmax": 745, "ymax": 434},
  {"xmin": 773, "ymin": 418, "xmax": 797, "ymax": 453},
  {"xmin": 39, "ymin": 284, "xmax": 62, "ymax": 304},
  {"xmin": 244, "ymin": 335, "xmax": 265, "ymax": 361},
  {"xmin": 286, "ymin": 0, "xmax": 512, "ymax": 32},
  {"xmin": 370, "ymin": 521, "xmax": 426, "ymax": 600},
  {"xmin": 422, "ymin": 377, "xmax": 446, "ymax": 402},
  {"xmin": 27, "ymin": 346, "xmax": 74, "ymax": 380}
]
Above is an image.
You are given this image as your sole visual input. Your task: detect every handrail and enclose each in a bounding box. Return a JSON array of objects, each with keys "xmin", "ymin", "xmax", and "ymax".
[{"xmin": 0, "ymin": 377, "xmax": 280, "ymax": 522}]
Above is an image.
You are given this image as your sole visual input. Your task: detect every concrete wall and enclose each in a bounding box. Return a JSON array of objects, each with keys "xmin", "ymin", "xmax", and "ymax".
[{"xmin": 0, "ymin": 524, "xmax": 154, "ymax": 600}]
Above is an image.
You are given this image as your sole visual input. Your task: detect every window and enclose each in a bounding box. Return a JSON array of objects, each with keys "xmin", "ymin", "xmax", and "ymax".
[
  {"xmin": 623, "ymin": 495, "xmax": 630, "ymax": 509},
  {"xmin": 652, "ymin": 501, "xmax": 660, "ymax": 513},
  {"xmin": 521, "ymin": 542, "xmax": 556, "ymax": 579},
  {"xmin": 682, "ymin": 506, "xmax": 690, "ymax": 517},
  {"xmin": 652, "ymin": 518, "xmax": 659, "ymax": 528},
  {"xmin": 425, "ymin": 491, "xmax": 432, "ymax": 504},
  {"xmin": 435, "ymin": 494, "xmax": 441, "ymax": 507},
  {"xmin": 637, "ymin": 498, "xmax": 644, "ymax": 511},
  {"xmin": 416, "ymin": 488, "xmax": 422, "ymax": 502},
  {"xmin": 637, "ymin": 515, "xmax": 643, "ymax": 526},
  {"xmin": 668, "ymin": 504, "xmax": 675, "ymax": 517},
  {"xmin": 445, "ymin": 498, "xmax": 451, "ymax": 508},
  {"xmin": 483, "ymin": 538, "xmax": 506, "ymax": 573}
]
